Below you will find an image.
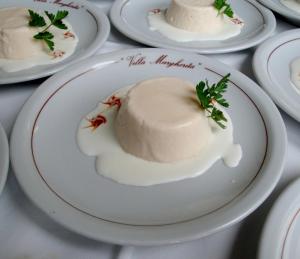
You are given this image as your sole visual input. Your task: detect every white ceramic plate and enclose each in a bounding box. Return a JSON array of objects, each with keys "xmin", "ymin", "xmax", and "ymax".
[
  {"xmin": 0, "ymin": 122, "xmax": 9, "ymax": 196},
  {"xmin": 10, "ymin": 48, "xmax": 286, "ymax": 245},
  {"xmin": 0, "ymin": 0, "xmax": 110, "ymax": 85},
  {"xmin": 258, "ymin": 0, "xmax": 300, "ymax": 26},
  {"xmin": 110, "ymin": 0, "xmax": 276, "ymax": 54},
  {"xmin": 259, "ymin": 178, "xmax": 300, "ymax": 259},
  {"xmin": 253, "ymin": 29, "xmax": 300, "ymax": 123}
]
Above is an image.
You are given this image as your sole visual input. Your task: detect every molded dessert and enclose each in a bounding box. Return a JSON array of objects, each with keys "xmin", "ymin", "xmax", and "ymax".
[{"xmin": 115, "ymin": 77, "xmax": 213, "ymax": 162}]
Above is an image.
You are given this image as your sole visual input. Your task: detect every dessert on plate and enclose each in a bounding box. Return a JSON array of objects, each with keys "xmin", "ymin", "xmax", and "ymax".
[
  {"xmin": 115, "ymin": 77, "xmax": 213, "ymax": 163},
  {"xmin": 77, "ymin": 75, "xmax": 242, "ymax": 186},
  {"xmin": 148, "ymin": 0, "xmax": 244, "ymax": 42},
  {"xmin": 0, "ymin": 7, "xmax": 78, "ymax": 72}
]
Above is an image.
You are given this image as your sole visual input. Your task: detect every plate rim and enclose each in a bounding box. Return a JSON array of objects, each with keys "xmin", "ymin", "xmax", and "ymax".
[
  {"xmin": 253, "ymin": 28, "xmax": 300, "ymax": 123},
  {"xmin": 0, "ymin": 122, "xmax": 9, "ymax": 196},
  {"xmin": 10, "ymin": 48, "xmax": 287, "ymax": 245},
  {"xmin": 0, "ymin": 0, "xmax": 110, "ymax": 85},
  {"xmin": 258, "ymin": 0, "xmax": 300, "ymax": 24},
  {"xmin": 258, "ymin": 178, "xmax": 300, "ymax": 259},
  {"xmin": 109, "ymin": 0, "xmax": 276, "ymax": 54}
]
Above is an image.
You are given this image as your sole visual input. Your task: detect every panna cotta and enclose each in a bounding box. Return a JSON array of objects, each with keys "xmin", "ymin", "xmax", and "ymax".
[
  {"xmin": 77, "ymin": 77, "xmax": 242, "ymax": 186},
  {"xmin": 280, "ymin": 0, "xmax": 300, "ymax": 13},
  {"xmin": 166, "ymin": 0, "xmax": 223, "ymax": 33},
  {"xmin": 0, "ymin": 7, "xmax": 78, "ymax": 72},
  {"xmin": 0, "ymin": 8, "xmax": 44, "ymax": 59},
  {"xmin": 148, "ymin": 0, "xmax": 244, "ymax": 42},
  {"xmin": 115, "ymin": 77, "xmax": 213, "ymax": 162}
]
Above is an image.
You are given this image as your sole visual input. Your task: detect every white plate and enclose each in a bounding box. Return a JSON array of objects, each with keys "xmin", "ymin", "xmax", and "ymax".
[
  {"xmin": 0, "ymin": 0, "xmax": 110, "ymax": 85},
  {"xmin": 0, "ymin": 122, "xmax": 9, "ymax": 196},
  {"xmin": 253, "ymin": 29, "xmax": 300, "ymax": 123},
  {"xmin": 259, "ymin": 178, "xmax": 300, "ymax": 259},
  {"xmin": 10, "ymin": 48, "xmax": 286, "ymax": 245},
  {"xmin": 110, "ymin": 0, "xmax": 276, "ymax": 54},
  {"xmin": 258, "ymin": 0, "xmax": 300, "ymax": 26}
]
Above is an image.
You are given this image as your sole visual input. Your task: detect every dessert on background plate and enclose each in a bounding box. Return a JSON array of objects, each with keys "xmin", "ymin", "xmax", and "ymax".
[
  {"xmin": 77, "ymin": 75, "xmax": 242, "ymax": 186},
  {"xmin": 148, "ymin": 0, "xmax": 244, "ymax": 41},
  {"xmin": 0, "ymin": 7, "xmax": 78, "ymax": 72}
]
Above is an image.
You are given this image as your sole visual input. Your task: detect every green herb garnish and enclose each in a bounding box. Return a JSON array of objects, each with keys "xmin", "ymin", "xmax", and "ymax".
[
  {"xmin": 28, "ymin": 9, "xmax": 69, "ymax": 51},
  {"xmin": 196, "ymin": 73, "xmax": 230, "ymax": 129},
  {"xmin": 214, "ymin": 0, "xmax": 234, "ymax": 18}
]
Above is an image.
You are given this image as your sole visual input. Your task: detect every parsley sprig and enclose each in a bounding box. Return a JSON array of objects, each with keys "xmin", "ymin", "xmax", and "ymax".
[
  {"xmin": 214, "ymin": 0, "xmax": 234, "ymax": 18},
  {"xmin": 196, "ymin": 74, "xmax": 230, "ymax": 129},
  {"xmin": 28, "ymin": 9, "xmax": 69, "ymax": 51}
]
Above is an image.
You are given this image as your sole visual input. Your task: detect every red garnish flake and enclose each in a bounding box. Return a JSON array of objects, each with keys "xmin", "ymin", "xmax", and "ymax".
[
  {"xmin": 103, "ymin": 95, "xmax": 122, "ymax": 110},
  {"xmin": 211, "ymin": 99, "xmax": 217, "ymax": 105},
  {"xmin": 150, "ymin": 8, "xmax": 161, "ymax": 14},
  {"xmin": 85, "ymin": 114, "xmax": 107, "ymax": 131},
  {"xmin": 52, "ymin": 50, "xmax": 65, "ymax": 58},
  {"xmin": 231, "ymin": 18, "xmax": 244, "ymax": 25},
  {"xmin": 64, "ymin": 31, "xmax": 75, "ymax": 39}
]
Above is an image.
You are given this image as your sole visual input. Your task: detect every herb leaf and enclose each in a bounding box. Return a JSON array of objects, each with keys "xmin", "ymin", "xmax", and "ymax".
[
  {"xmin": 34, "ymin": 31, "xmax": 54, "ymax": 51},
  {"xmin": 45, "ymin": 11, "xmax": 55, "ymax": 22},
  {"xmin": 50, "ymin": 10, "xmax": 68, "ymax": 29},
  {"xmin": 28, "ymin": 9, "xmax": 46, "ymax": 27},
  {"xmin": 196, "ymin": 73, "xmax": 231, "ymax": 129},
  {"xmin": 214, "ymin": 0, "xmax": 234, "ymax": 18},
  {"xmin": 28, "ymin": 10, "xmax": 69, "ymax": 51},
  {"xmin": 209, "ymin": 107, "xmax": 228, "ymax": 129},
  {"xmin": 55, "ymin": 10, "xmax": 69, "ymax": 21}
]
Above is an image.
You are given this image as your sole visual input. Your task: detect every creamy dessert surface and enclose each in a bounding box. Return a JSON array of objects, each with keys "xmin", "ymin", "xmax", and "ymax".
[
  {"xmin": 166, "ymin": 0, "xmax": 223, "ymax": 33},
  {"xmin": 0, "ymin": 7, "xmax": 78, "ymax": 72},
  {"xmin": 115, "ymin": 77, "xmax": 213, "ymax": 163},
  {"xmin": 0, "ymin": 8, "xmax": 44, "ymax": 59},
  {"xmin": 77, "ymin": 77, "xmax": 242, "ymax": 186},
  {"xmin": 148, "ymin": 0, "xmax": 244, "ymax": 41}
]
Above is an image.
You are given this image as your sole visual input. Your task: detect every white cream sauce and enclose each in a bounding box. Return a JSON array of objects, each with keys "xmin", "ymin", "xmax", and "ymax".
[
  {"xmin": 148, "ymin": 9, "xmax": 244, "ymax": 42},
  {"xmin": 280, "ymin": 0, "xmax": 300, "ymax": 13},
  {"xmin": 0, "ymin": 20, "xmax": 78, "ymax": 72},
  {"xmin": 77, "ymin": 86, "xmax": 242, "ymax": 186},
  {"xmin": 290, "ymin": 57, "xmax": 300, "ymax": 93}
]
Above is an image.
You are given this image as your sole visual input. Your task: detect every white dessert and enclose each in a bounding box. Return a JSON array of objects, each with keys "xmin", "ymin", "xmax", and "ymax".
[
  {"xmin": 166, "ymin": 0, "xmax": 222, "ymax": 33},
  {"xmin": 148, "ymin": 0, "xmax": 244, "ymax": 42},
  {"xmin": 115, "ymin": 77, "xmax": 213, "ymax": 162},
  {"xmin": 280, "ymin": 0, "xmax": 300, "ymax": 13},
  {"xmin": 77, "ymin": 77, "xmax": 242, "ymax": 186},
  {"xmin": 0, "ymin": 7, "xmax": 78, "ymax": 72},
  {"xmin": 0, "ymin": 8, "xmax": 44, "ymax": 59},
  {"xmin": 290, "ymin": 57, "xmax": 300, "ymax": 93}
]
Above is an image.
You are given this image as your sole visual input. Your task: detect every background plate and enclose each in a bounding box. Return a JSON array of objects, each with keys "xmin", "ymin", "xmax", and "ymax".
[
  {"xmin": 0, "ymin": 0, "xmax": 110, "ymax": 84},
  {"xmin": 11, "ymin": 48, "xmax": 286, "ymax": 245},
  {"xmin": 258, "ymin": 0, "xmax": 300, "ymax": 26},
  {"xmin": 259, "ymin": 178, "xmax": 300, "ymax": 259},
  {"xmin": 110, "ymin": 0, "xmax": 276, "ymax": 54},
  {"xmin": 253, "ymin": 29, "xmax": 300, "ymax": 123},
  {"xmin": 0, "ymin": 122, "xmax": 9, "ymax": 196}
]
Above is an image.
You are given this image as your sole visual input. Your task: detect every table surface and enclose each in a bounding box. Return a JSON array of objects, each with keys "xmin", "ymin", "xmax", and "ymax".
[{"xmin": 0, "ymin": 1, "xmax": 300, "ymax": 258}]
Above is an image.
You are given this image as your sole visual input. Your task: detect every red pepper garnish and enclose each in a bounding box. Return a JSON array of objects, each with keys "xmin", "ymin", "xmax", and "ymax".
[
  {"xmin": 150, "ymin": 8, "xmax": 161, "ymax": 14},
  {"xmin": 231, "ymin": 18, "xmax": 243, "ymax": 25},
  {"xmin": 52, "ymin": 50, "xmax": 65, "ymax": 58},
  {"xmin": 85, "ymin": 114, "xmax": 107, "ymax": 131},
  {"xmin": 103, "ymin": 95, "xmax": 122, "ymax": 110},
  {"xmin": 64, "ymin": 31, "xmax": 75, "ymax": 39}
]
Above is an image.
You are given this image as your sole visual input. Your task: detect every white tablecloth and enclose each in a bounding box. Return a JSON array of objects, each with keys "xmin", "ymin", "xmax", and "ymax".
[{"xmin": 0, "ymin": 1, "xmax": 300, "ymax": 258}]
